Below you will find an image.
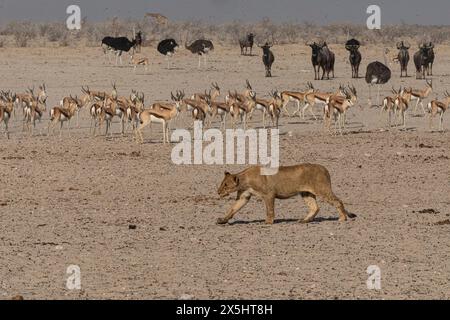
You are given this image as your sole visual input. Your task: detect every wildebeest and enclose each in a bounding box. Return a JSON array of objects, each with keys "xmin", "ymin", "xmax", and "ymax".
[
  {"xmin": 239, "ymin": 33, "xmax": 255, "ymax": 55},
  {"xmin": 414, "ymin": 43, "xmax": 434, "ymax": 79},
  {"xmin": 185, "ymin": 39, "xmax": 214, "ymax": 68},
  {"xmin": 101, "ymin": 36, "xmax": 138, "ymax": 65},
  {"xmin": 345, "ymin": 39, "xmax": 362, "ymax": 78},
  {"xmin": 259, "ymin": 42, "xmax": 275, "ymax": 77},
  {"xmin": 308, "ymin": 42, "xmax": 335, "ymax": 80},
  {"xmin": 396, "ymin": 41, "xmax": 410, "ymax": 78},
  {"xmin": 134, "ymin": 31, "xmax": 143, "ymax": 53}
]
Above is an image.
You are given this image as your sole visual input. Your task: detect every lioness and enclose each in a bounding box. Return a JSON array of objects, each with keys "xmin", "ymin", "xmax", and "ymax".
[{"xmin": 217, "ymin": 164, "xmax": 355, "ymax": 224}]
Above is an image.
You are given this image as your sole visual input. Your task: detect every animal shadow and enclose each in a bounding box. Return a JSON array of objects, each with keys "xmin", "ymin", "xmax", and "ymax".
[{"xmin": 228, "ymin": 218, "xmax": 298, "ymax": 226}]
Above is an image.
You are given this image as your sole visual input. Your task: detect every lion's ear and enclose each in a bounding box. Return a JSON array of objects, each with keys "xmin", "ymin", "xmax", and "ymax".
[{"xmin": 224, "ymin": 171, "xmax": 230, "ymax": 176}]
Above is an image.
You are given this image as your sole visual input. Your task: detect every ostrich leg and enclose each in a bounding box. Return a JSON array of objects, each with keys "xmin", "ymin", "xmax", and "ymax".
[{"xmin": 376, "ymin": 85, "xmax": 381, "ymax": 107}]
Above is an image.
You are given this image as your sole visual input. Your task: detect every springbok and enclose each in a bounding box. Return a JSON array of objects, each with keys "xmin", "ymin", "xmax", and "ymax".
[
  {"xmin": 23, "ymin": 88, "xmax": 47, "ymax": 136},
  {"xmin": 226, "ymin": 80, "xmax": 256, "ymax": 105},
  {"xmin": 267, "ymin": 91, "xmax": 283, "ymax": 128},
  {"xmin": 48, "ymin": 101, "xmax": 79, "ymax": 137},
  {"xmin": 61, "ymin": 90, "xmax": 93, "ymax": 128},
  {"xmin": 15, "ymin": 84, "xmax": 47, "ymax": 117},
  {"xmin": 135, "ymin": 91, "xmax": 184, "ymax": 144},
  {"xmin": 382, "ymin": 87, "xmax": 402, "ymax": 128},
  {"xmin": 130, "ymin": 54, "xmax": 149, "ymax": 72},
  {"xmin": 325, "ymin": 88, "xmax": 355, "ymax": 134},
  {"xmin": 228, "ymin": 91, "xmax": 256, "ymax": 130},
  {"xmin": 302, "ymin": 85, "xmax": 346, "ymax": 120},
  {"xmin": 394, "ymin": 90, "xmax": 410, "ymax": 129},
  {"xmin": 0, "ymin": 91, "xmax": 15, "ymax": 139},
  {"xmin": 206, "ymin": 96, "xmax": 230, "ymax": 130},
  {"xmin": 410, "ymin": 79, "xmax": 433, "ymax": 114},
  {"xmin": 426, "ymin": 91, "xmax": 449, "ymax": 131},
  {"xmin": 280, "ymin": 82, "xmax": 315, "ymax": 117}
]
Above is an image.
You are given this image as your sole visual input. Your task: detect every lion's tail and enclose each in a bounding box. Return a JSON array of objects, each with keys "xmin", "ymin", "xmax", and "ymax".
[{"xmin": 346, "ymin": 212, "xmax": 357, "ymax": 219}]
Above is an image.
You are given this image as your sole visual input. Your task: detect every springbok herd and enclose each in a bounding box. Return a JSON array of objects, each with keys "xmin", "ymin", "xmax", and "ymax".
[{"xmin": 0, "ymin": 78, "xmax": 447, "ymax": 143}]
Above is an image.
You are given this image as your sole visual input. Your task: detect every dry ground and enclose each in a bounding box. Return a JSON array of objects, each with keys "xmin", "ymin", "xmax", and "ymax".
[{"xmin": 0, "ymin": 44, "xmax": 449, "ymax": 299}]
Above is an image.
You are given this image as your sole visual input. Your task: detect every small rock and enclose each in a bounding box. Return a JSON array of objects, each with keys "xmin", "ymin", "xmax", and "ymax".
[
  {"xmin": 159, "ymin": 227, "xmax": 167, "ymax": 231},
  {"xmin": 129, "ymin": 225, "xmax": 137, "ymax": 230}
]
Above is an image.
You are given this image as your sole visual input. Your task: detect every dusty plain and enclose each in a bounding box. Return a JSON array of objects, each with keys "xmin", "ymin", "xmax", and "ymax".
[{"xmin": 0, "ymin": 44, "xmax": 449, "ymax": 299}]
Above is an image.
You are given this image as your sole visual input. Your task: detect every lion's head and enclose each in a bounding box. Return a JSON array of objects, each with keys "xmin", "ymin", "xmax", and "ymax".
[{"xmin": 218, "ymin": 172, "xmax": 240, "ymax": 198}]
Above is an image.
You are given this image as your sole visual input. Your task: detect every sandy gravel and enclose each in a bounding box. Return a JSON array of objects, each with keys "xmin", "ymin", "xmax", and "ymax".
[{"xmin": 0, "ymin": 44, "xmax": 449, "ymax": 299}]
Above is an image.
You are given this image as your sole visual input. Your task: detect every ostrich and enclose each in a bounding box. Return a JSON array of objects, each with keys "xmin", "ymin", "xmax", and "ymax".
[
  {"xmin": 366, "ymin": 49, "xmax": 391, "ymax": 107},
  {"xmin": 345, "ymin": 39, "xmax": 362, "ymax": 78},
  {"xmin": 157, "ymin": 39, "xmax": 179, "ymax": 69},
  {"xmin": 185, "ymin": 39, "xmax": 214, "ymax": 68},
  {"xmin": 396, "ymin": 41, "xmax": 410, "ymax": 78},
  {"xmin": 101, "ymin": 36, "xmax": 137, "ymax": 65}
]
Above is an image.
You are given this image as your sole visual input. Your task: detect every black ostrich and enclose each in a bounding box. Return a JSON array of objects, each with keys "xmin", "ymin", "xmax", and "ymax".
[
  {"xmin": 185, "ymin": 39, "xmax": 214, "ymax": 68},
  {"xmin": 101, "ymin": 36, "xmax": 137, "ymax": 65},
  {"xmin": 157, "ymin": 39, "xmax": 179, "ymax": 69},
  {"xmin": 365, "ymin": 61, "xmax": 391, "ymax": 107},
  {"xmin": 345, "ymin": 39, "xmax": 362, "ymax": 78}
]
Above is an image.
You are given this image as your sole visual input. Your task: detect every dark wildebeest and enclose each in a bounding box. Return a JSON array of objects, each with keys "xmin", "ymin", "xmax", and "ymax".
[
  {"xmin": 239, "ymin": 33, "xmax": 255, "ymax": 55},
  {"xmin": 101, "ymin": 36, "xmax": 137, "ymax": 65},
  {"xmin": 396, "ymin": 41, "xmax": 410, "ymax": 78},
  {"xmin": 134, "ymin": 31, "xmax": 143, "ymax": 53},
  {"xmin": 259, "ymin": 42, "xmax": 275, "ymax": 77},
  {"xmin": 345, "ymin": 39, "xmax": 362, "ymax": 78},
  {"xmin": 414, "ymin": 43, "xmax": 434, "ymax": 79},
  {"xmin": 308, "ymin": 42, "xmax": 334, "ymax": 80}
]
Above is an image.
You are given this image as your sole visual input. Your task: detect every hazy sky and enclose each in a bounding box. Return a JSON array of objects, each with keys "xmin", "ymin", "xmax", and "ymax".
[{"xmin": 0, "ymin": 0, "xmax": 449, "ymax": 25}]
